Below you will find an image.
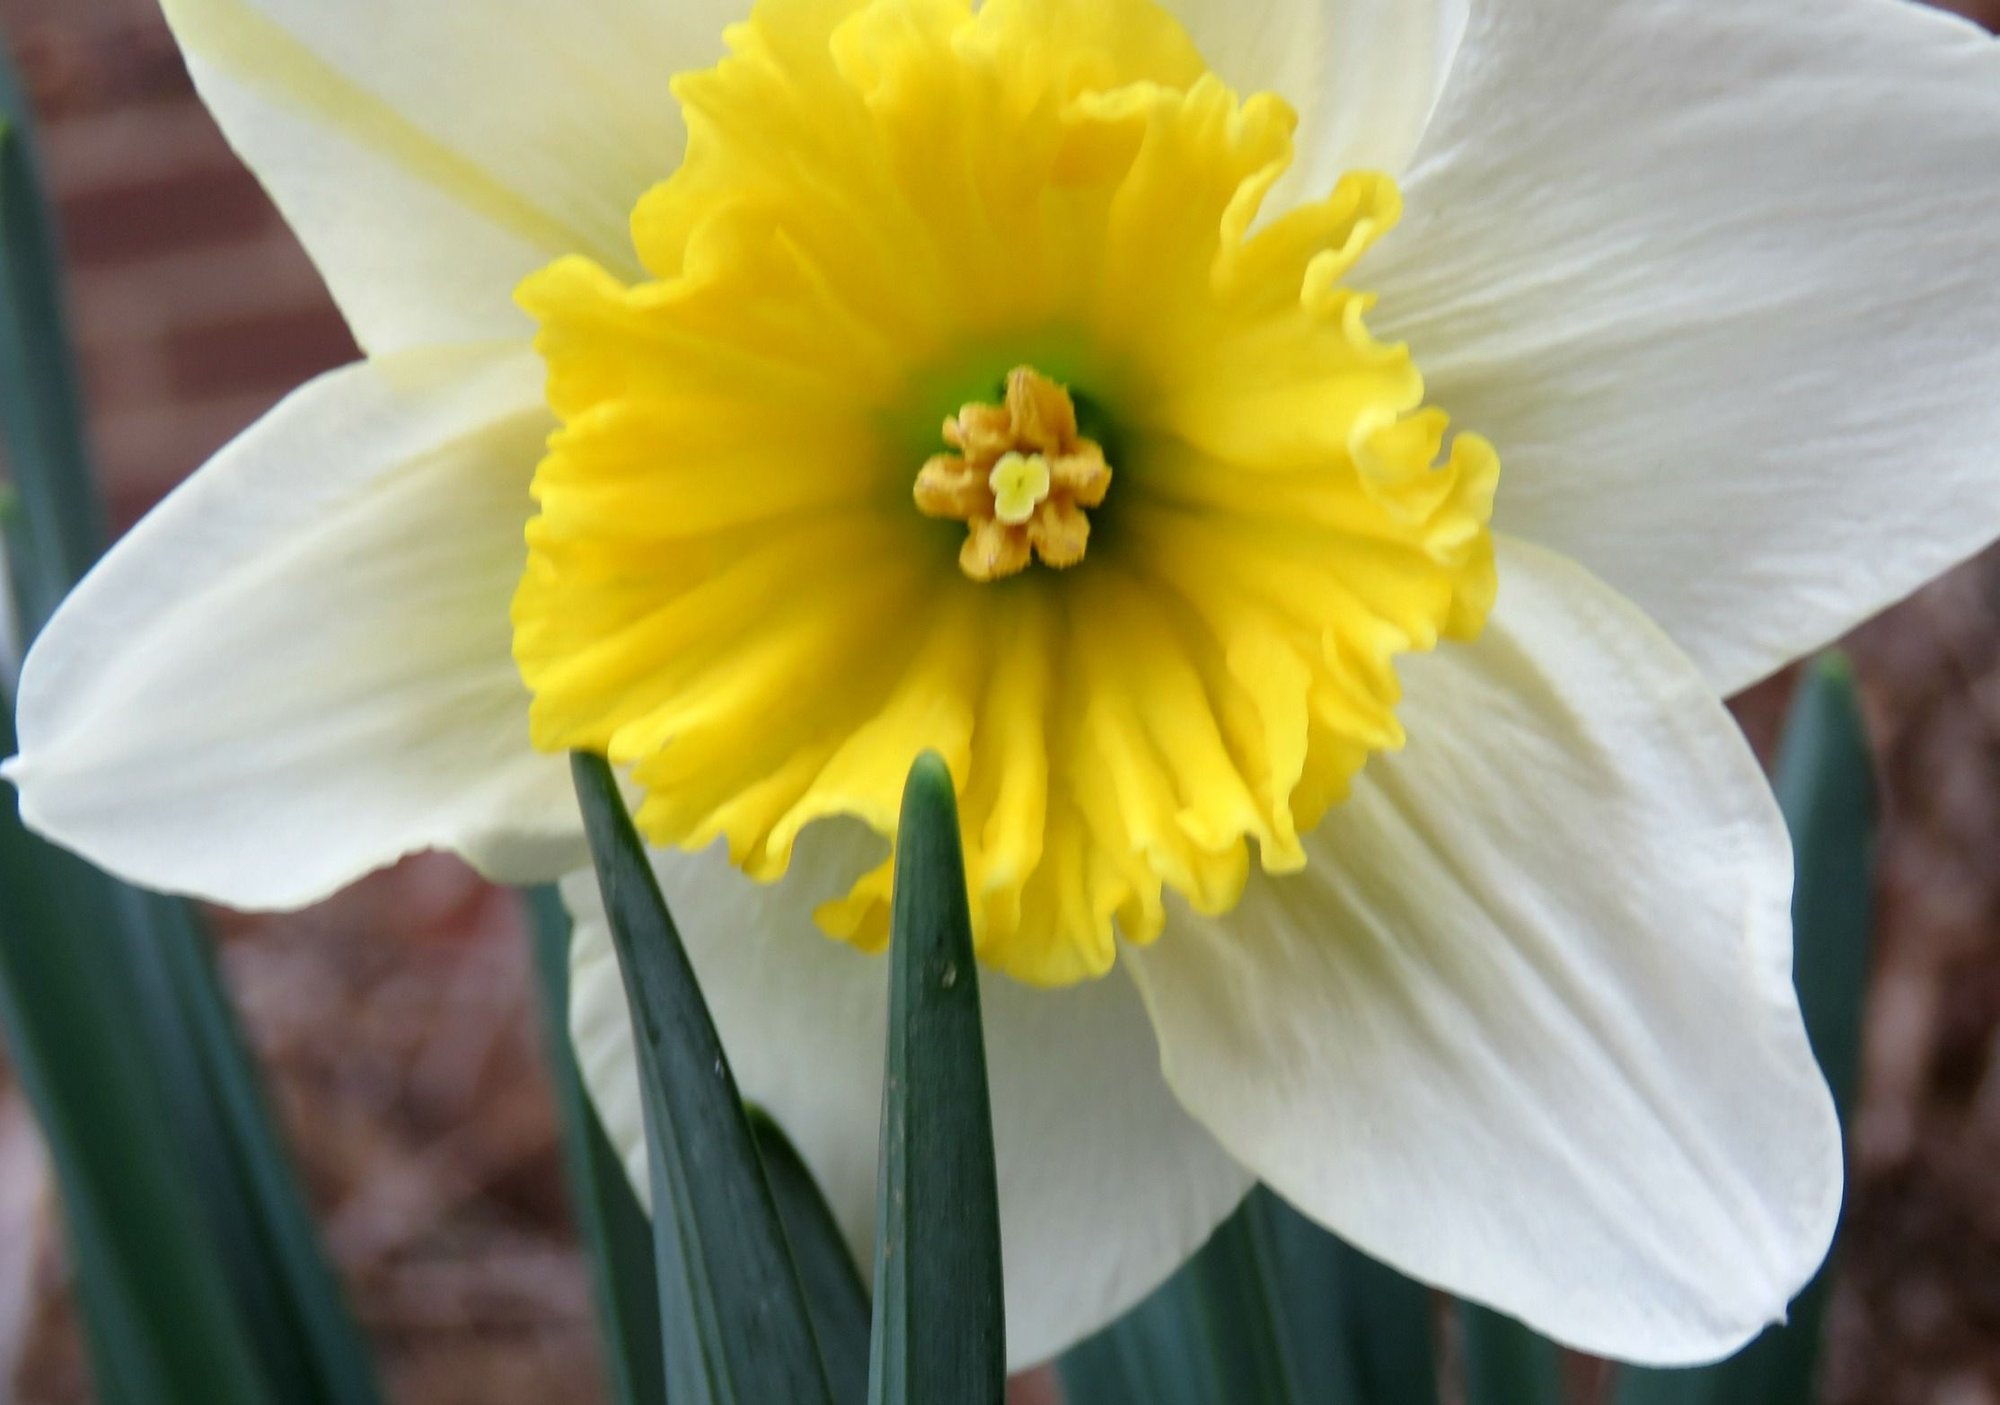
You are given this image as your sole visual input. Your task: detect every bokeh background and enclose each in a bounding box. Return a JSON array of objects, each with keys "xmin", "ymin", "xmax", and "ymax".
[{"xmin": 0, "ymin": 1, "xmax": 1996, "ymax": 1401}]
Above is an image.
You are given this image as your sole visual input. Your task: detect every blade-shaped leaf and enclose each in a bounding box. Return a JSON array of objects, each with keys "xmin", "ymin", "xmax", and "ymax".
[
  {"xmin": 570, "ymin": 751, "xmax": 834, "ymax": 1405},
  {"xmin": 1058, "ymin": 1209, "xmax": 1289, "ymax": 1405},
  {"xmin": 1459, "ymin": 1302, "xmax": 1565, "ymax": 1405},
  {"xmin": 867, "ymin": 753, "xmax": 1004, "ymax": 1405},
  {"xmin": 0, "ymin": 697, "xmax": 271, "ymax": 1405},
  {"xmin": 1773, "ymin": 654, "xmax": 1877, "ymax": 1121},
  {"xmin": 0, "ymin": 63, "xmax": 98, "ymax": 634},
  {"xmin": 1, "ymin": 554, "xmax": 377, "ymax": 1405},
  {"xmin": 1261, "ymin": 1192, "xmax": 1438, "ymax": 1405},
  {"xmin": 0, "ymin": 39, "xmax": 379, "ymax": 1405},
  {"xmin": 754, "ymin": 1112, "xmax": 869, "ymax": 1405},
  {"xmin": 1617, "ymin": 653, "xmax": 1877, "ymax": 1405},
  {"xmin": 1056, "ymin": 1269, "xmax": 1218, "ymax": 1405},
  {"xmin": 527, "ymin": 886, "xmax": 666, "ymax": 1405},
  {"xmin": 1174, "ymin": 1195, "xmax": 1301, "ymax": 1403},
  {"xmin": 143, "ymin": 889, "xmax": 383, "ymax": 1405},
  {"xmin": 1061, "ymin": 1189, "xmax": 1438, "ymax": 1405}
]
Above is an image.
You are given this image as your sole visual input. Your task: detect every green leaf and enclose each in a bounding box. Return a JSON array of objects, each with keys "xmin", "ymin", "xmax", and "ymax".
[
  {"xmin": 1, "ymin": 540, "xmax": 382, "ymax": 1405},
  {"xmin": 1260, "ymin": 1193, "xmax": 1437, "ymax": 1405},
  {"xmin": 1054, "ymin": 1265, "xmax": 1218, "ymax": 1405},
  {"xmin": 0, "ymin": 697, "xmax": 272, "ymax": 1405},
  {"xmin": 0, "ymin": 36, "xmax": 380, "ymax": 1404},
  {"xmin": 1459, "ymin": 1303, "xmax": 1564, "ymax": 1405},
  {"xmin": 1060, "ymin": 1202, "xmax": 1297, "ymax": 1405},
  {"xmin": 0, "ymin": 53, "xmax": 101, "ymax": 635},
  {"xmin": 1062, "ymin": 1189, "xmax": 1439, "ymax": 1405},
  {"xmin": 1173, "ymin": 1194, "xmax": 1301, "ymax": 1403},
  {"xmin": 1616, "ymin": 653, "xmax": 1877, "ymax": 1405},
  {"xmin": 753, "ymin": 1112, "xmax": 870, "ymax": 1405},
  {"xmin": 141, "ymin": 891, "xmax": 383, "ymax": 1405},
  {"xmin": 867, "ymin": 753, "xmax": 1005, "ymax": 1405},
  {"xmin": 526, "ymin": 886, "xmax": 666, "ymax": 1405},
  {"xmin": 1773, "ymin": 654, "xmax": 1877, "ymax": 1122},
  {"xmin": 569, "ymin": 752, "xmax": 834, "ymax": 1405}
]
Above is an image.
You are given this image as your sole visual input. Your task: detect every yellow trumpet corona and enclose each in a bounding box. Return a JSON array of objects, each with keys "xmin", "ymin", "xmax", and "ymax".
[{"xmin": 512, "ymin": 0, "xmax": 1497, "ymax": 984}]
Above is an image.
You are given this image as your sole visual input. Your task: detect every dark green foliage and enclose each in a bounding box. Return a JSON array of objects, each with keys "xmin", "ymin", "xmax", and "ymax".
[
  {"xmin": 570, "ymin": 752, "xmax": 835, "ymax": 1405},
  {"xmin": 0, "ymin": 39, "xmax": 379, "ymax": 1403},
  {"xmin": 866, "ymin": 753, "xmax": 1005, "ymax": 1405}
]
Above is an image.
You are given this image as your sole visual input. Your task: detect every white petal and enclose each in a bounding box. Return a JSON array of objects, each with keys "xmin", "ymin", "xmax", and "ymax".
[
  {"xmin": 1366, "ymin": 0, "xmax": 2000, "ymax": 695},
  {"xmin": 1168, "ymin": 0, "xmax": 1467, "ymax": 196},
  {"xmin": 1124, "ymin": 537, "xmax": 1842, "ymax": 1365},
  {"xmin": 162, "ymin": 0, "xmax": 741, "ymax": 353},
  {"xmin": 4, "ymin": 345, "xmax": 580, "ymax": 908},
  {"xmin": 566, "ymin": 823, "xmax": 1251, "ymax": 1371}
]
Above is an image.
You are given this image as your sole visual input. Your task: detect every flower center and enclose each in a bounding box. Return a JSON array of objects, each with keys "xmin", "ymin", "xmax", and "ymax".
[
  {"xmin": 913, "ymin": 367, "xmax": 1112, "ymax": 581},
  {"xmin": 510, "ymin": 0, "xmax": 1499, "ymax": 986}
]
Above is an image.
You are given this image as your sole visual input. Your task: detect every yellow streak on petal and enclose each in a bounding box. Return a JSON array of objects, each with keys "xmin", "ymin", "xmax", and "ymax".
[{"xmin": 163, "ymin": 0, "xmax": 598, "ymax": 257}]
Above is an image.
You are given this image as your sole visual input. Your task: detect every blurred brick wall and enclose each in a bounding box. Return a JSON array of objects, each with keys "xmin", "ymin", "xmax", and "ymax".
[{"xmin": 6, "ymin": 0, "xmax": 357, "ymax": 531}]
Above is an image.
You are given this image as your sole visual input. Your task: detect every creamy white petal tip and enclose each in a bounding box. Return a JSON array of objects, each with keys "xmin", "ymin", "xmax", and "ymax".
[
  {"xmin": 6, "ymin": 345, "xmax": 582, "ymax": 909},
  {"xmin": 1129, "ymin": 538, "xmax": 1843, "ymax": 1364}
]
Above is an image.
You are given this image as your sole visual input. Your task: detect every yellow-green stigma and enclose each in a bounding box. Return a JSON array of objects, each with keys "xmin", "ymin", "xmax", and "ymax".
[{"xmin": 913, "ymin": 367, "xmax": 1112, "ymax": 582}]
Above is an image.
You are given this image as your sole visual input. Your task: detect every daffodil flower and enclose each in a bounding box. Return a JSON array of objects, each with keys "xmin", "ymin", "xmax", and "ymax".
[{"xmin": 8, "ymin": 0, "xmax": 2000, "ymax": 1370}]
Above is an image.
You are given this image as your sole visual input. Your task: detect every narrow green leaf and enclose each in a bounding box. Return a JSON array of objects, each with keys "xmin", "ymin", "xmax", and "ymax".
[
  {"xmin": 58, "ymin": 1196, "xmax": 153, "ymax": 1405},
  {"xmin": 1, "ymin": 38, "xmax": 380, "ymax": 1402},
  {"xmin": 570, "ymin": 751, "xmax": 834, "ymax": 1405},
  {"xmin": 867, "ymin": 752, "xmax": 1004, "ymax": 1405},
  {"xmin": 142, "ymin": 890, "xmax": 382, "ymax": 1405},
  {"xmin": 0, "ymin": 50, "xmax": 101, "ymax": 633},
  {"xmin": 1617, "ymin": 653, "xmax": 1877, "ymax": 1405},
  {"xmin": 1058, "ymin": 1204, "xmax": 1276, "ymax": 1405},
  {"xmin": 1459, "ymin": 1302, "xmax": 1565, "ymax": 1405},
  {"xmin": 1185, "ymin": 1196, "xmax": 1302, "ymax": 1401},
  {"xmin": 1056, "ymin": 1270, "xmax": 1217, "ymax": 1405},
  {"xmin": 1259, "ymin": 1193, "xmax": 1438, "ymax": 1405},
  {"xmin": 753, "ymin": 1112, "xmax": 870, "ymax": 1405},
  {"xmin": 527, "ymin": 886, "xmax": 666, "ymax": 1405},
  {"xmin": 1773, "ymin": 654, "xmax": 1877, "ymax": 1122},
  {"xmin": 1061, "ymin": 1190, "xmax": 1437, "ymax": 1405},
  {"xmin": 4, "ymin": 608, "xmax": 380, "ymax": 1405},
  {"xmin": 0, "ymin": 700, "xmax": 272, "ymax": 1405}
]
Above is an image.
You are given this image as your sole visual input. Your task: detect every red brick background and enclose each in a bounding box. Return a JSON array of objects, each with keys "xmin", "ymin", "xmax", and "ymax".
[
  {"xmin": 2, "ymin": 2, "xmax": 1998, "ymax": 1403},
  {"xmin": 4, "ymin": 0, "xmax": 358, "ymax": 532}
]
